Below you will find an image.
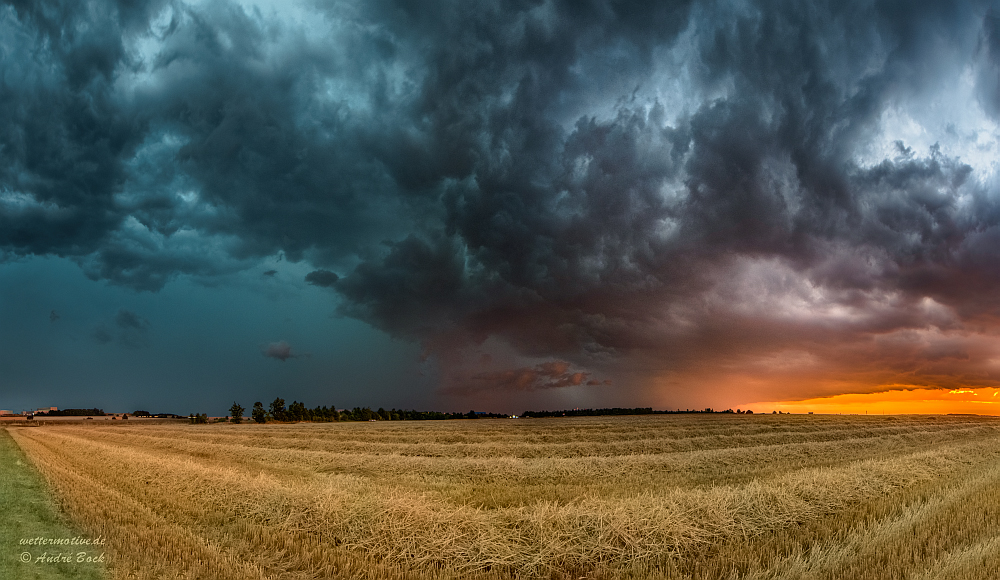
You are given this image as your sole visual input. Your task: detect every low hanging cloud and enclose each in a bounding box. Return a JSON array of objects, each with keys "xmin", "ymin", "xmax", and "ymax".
[
  {"xmin": 115, "ymin": 309, "xmax": 149, "ymax": 331},
  {"xmin": 262, "ymin": 341, "xmax": 297, "ymax": 362},
  {"xmin": 92, "ymin": 325, "xmax": 114, "ymax": 345},
  {"xmin": 304, "ymin": 269, "xmax": 339, "ymax": 288},
  {"xmin": 92, "ymin": 309, "xmax": 151, "ymax": 348},
  {"xmin": 4, "ymin": 0, "xmax": 1000, "ymax": 404},
  {"xmin": 468, "ymin": 361, "xmax": 594, "ymax": 392}
]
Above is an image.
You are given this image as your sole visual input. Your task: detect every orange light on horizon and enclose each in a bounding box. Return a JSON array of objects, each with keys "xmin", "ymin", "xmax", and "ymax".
[{"xmin": 748, "ymin": 386, "xmax": 1000, "ymax": 415}]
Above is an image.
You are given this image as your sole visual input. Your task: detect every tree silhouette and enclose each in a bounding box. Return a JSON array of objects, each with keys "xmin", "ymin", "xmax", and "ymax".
[
  {"xmin": 252, "ymin": 402, "xmax": 266, "ymax": 423},
  {"xmin": 269, "ymin": 397, "xmax": 287, "ymax": 421},
  {"xmin": 229, "ymin": 402, "xmax": 244, "ymax": 424}
]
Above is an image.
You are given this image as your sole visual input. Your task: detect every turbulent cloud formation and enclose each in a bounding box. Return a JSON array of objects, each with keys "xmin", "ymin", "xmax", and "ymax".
[{"xmin": 4, "ymin": 0, "xmax": 1000, "ymax": 404}]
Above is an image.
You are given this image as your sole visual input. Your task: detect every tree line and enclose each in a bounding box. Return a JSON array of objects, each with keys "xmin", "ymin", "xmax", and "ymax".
[
  {"xmin": 224, "ymin": 398, "xmax": 509, "ymax": 424},
  {"xmin": 35, "ymin": 408, "xmax": 106, "ymax": 416},
  {"xmin": 217, "ymin": 400, "xmax": 758, "ymax": 425},
  {"xmin": 520, "ymin": 407, "xmax": 753, "ymax": 417}
]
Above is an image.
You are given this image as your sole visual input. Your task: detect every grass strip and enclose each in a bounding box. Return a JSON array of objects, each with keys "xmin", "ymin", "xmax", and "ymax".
[{"xmin": 0, "ymin": 427, "xmax": 107, "ymax": 580}]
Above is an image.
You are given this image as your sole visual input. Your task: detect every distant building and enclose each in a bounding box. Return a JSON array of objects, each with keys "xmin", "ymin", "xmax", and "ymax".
[{"xmin": 0, "ymin": 410, "xmax": 11, "ymax": 416}]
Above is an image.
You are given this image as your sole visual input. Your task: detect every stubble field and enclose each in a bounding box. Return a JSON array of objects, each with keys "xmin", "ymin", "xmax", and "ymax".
[{"xmin": 9, "ymin": 414, "xmax": 1000, "ymax": 579}]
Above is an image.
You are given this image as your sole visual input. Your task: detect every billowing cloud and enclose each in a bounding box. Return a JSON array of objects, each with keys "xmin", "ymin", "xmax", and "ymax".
[{"xmin": 4, "ymin": 0, "xmax": 1000, "ymax": 405}]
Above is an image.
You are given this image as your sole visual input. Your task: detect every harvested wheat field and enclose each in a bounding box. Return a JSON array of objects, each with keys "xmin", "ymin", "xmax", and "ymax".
[{"xmin": 10, "ymin": 414, "xmax": 1000, "ymax": 580}]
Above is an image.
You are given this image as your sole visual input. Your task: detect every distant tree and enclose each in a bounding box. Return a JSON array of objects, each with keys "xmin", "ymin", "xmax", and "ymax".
[
  {"xmin": 352, "ymin": 406, "xmax": 375, "ymax": 421},
  {"xmin": 466, "ymin": 410, "xmax": 478, "ymax": 419},
  {"xmin": 315, "ymin": 405, "xmax": 338, "ymax": 422},
  {"xmin": 269, "ymin": 398, "xmax": 287, "ymax": 421},
  {"xmin": 288, "ymin": 400, "xmax": 307, "ymax": 422},
  {"xmin": 252, "ymin": 402, "xmax": 267, "ymax": 423},
  {"xmin": 43, "ymin": 408, "xmax": 106, "ymax": 417},
  {"xmin": 189, "ymin": 413, "xmax": 208, "ymax": 424},
  {"xmin": 230, "ymin": 402, "xmax": 244, "ymax": 424},
  {"xmin": 377, "ymin": 407, "xmax": 390, "ymax": 421}
]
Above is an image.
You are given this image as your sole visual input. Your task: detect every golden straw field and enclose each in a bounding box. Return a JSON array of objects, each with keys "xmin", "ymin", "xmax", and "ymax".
[{"xmin": 10, "ymin": 414, "xmax": 1000, "ymax": 579}]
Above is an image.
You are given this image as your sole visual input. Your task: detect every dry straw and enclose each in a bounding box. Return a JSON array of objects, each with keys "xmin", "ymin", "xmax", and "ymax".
[{"xmin": 10, "ymin": 414, "xmax": 1000, "ymax": 579}]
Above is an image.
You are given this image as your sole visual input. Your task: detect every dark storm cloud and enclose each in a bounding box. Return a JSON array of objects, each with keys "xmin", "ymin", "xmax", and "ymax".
[
  {"xmin": 0, "ymin": 0, "xmax": 410, "ymax": 290},
  {"xmin": 976, "ymin": 9, "xmax": 1000, "ymax": 117},
  {"xmin": 304, "ymin": 269, "xmax": 338, "ymax": 287},
  {"xmin": 4, "ymin": 0, "xmax": 1000, "ymax": 400},
  {"xmin": 326, "ymin": 0, "xmax": 1000, "ymax": 397},
  {"xmin": 0, "ymin": 0, "xmax": 152, "ymax": 255}
]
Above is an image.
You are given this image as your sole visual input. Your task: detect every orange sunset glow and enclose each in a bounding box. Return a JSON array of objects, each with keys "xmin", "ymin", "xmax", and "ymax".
[{"xmin": 751, "ymin": 387, "xmax": 1000, "ymax": 415}]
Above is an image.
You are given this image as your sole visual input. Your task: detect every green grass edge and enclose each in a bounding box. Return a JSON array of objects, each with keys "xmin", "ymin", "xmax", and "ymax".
[{"xmin": 0, "ymin": 427, "xmax": 108, "ymax": 580}]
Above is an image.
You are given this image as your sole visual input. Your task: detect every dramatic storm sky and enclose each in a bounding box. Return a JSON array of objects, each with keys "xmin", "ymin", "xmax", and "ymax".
[{"xmin": 2, "ymin": 0, "xmax": 1000, "ymax": 414}]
